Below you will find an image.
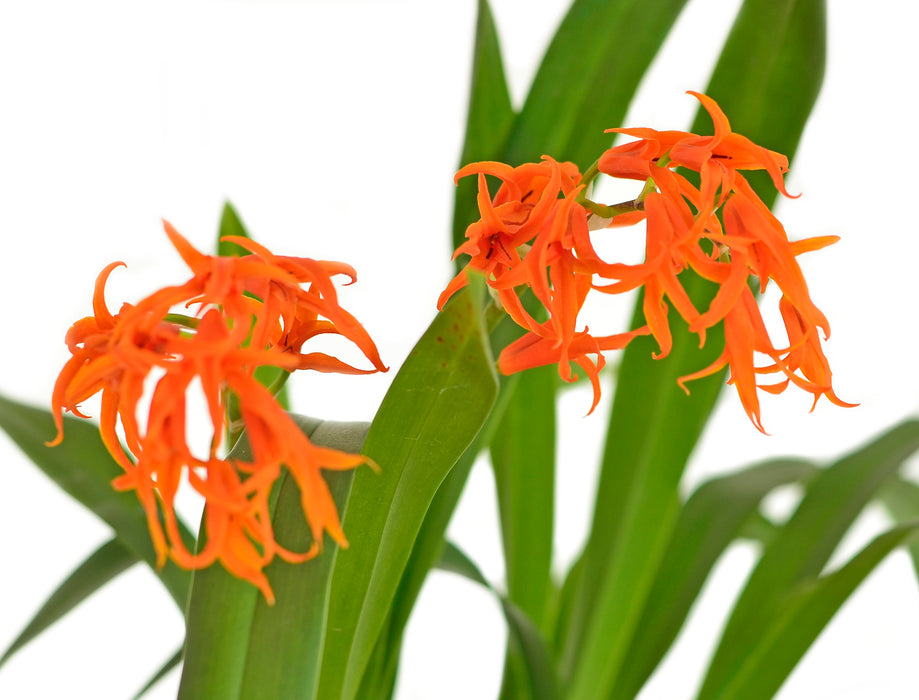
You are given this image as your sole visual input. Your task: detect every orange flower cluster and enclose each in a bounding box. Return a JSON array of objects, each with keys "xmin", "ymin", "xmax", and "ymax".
[
  {"xmin": 50, "ymin": 221, "xmax": 386, "ymax": 602},
  {"xmin": 441, "ymin": 92, "xmax": 851, "ymax": 430},
  {"xmin": 439, "ymin": 159, "xmax": 650, "ymax": 413}
]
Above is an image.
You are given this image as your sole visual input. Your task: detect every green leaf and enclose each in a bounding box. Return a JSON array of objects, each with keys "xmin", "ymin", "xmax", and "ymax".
[
  {"xmin": 0, "ymin": 538, "xmax": 137, "ymax": 669},
  {"xmin": 453, "ymin": 0, "xmax": 692, "ymax": 249},
  {"xmin": 611, "ymin": 459, "xmax": 817, "ymax": 699},
  {"xmin": 503, "ymin": 0, "xmax": 690, "ymax": 169},
  {"xmin": 0, "ymin": 393, "xmax": 193, "ymax": 608},
  {"xmin": 177, "ymin": 546, "xmax": 261, "ymax": 699},
  {"xmin": 317, "ymin": 281, "xmax": 498, "ymax": 700},
  {"xmin": 217, "ymin": 201, "xmax": 254, "ymax": 257},
  {"xmin": 489, "ymin": 367, "xmax": 555, "ymax": 700},
  {"xmin": 365, "ymin": 373, "xmax": 519, "ymax": 697},
  {"xmin": 560, "ymin": 2, "xmax": 828, "ymax": 697},
  {"xmin": 238, "ymin": 425, "xmax": 365, "ymax": 698},
  {"xmin": 452, "ymin": 0, "xmax": 516, "ymax": 253},
  {"xmin": 131, "ymin": 646, "xmax": 183, "ymax": 700},
  {"xmin": 437, "ymin": 542, "xmax": 561, "ymax": 700},
  {"xmin": 409, "ymin": 6, "xmax": 516, "ymax": 679},
  {"xmin": 690, "ymin": 0, "xmax": 826, "ymax": 207},
  {"xmin": 698, "ymin": 419, "xmax": 919, "ymax": 699},
  {"xmin": 489, "ymin": 366, "xmax": 556, "ymax": 627},
  {"xmin": 878, "ymin": 476, "xmax": 919, "ymax": 586},
  {"xmin": 558, "ymin": 279, "xmax": 722, "ymax": 698},
  {"xmin": 737, "ymin": 509, "xmax": 783, "ymax": 545},
  {"xmin": 550, "ymin": 548, "xmax": 584, "ymax": 660},
  {"xmin": 178, "ymin": 415, "xmax": 363, "ymax": 700},
  {"xmin": 451, "ymin": 7, "xmax": 705, "ymax": 688},
  {"xmin": 718, "ymin": 522, "xmax": 919, "ymax": 700}
]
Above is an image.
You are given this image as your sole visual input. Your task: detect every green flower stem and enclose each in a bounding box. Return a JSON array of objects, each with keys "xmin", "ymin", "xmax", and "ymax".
[
  {"xmin": 163, "ymin": 313, "xmax": 200, "ymax": 329},
  {"xmin": 579, "ymin": 197, "xmax": 644, "ymax": 219},
  {"xmin": 580, "ymin": 157, "xmax": 601, "ymax": 189},
  {"xmin": 577, "ymin": 154, "xmax": 668, "ymax": 220},
  {"xmin": 264, "ymin": 369, "xmax": 291, "ymax": 398}
]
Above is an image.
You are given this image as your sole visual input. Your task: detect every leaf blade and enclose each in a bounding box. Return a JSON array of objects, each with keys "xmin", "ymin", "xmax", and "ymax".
[
  {"xmin": 438, "ymin": 542, "xmax": 561, "ymax": 700},
  {"xmin": 217, "ymin": 201, "xmax": 254, "ymax": 257},
  {"xmin": 131, "ymin": 647, "xmax": 184, "ymax": 700},
  {"xmin": 452, "ymin": 0, "xmax": 516, "ymax": 252},
  {"xmin": 878, "ymin": 476, "xmax": 919, "ymax": 586},
  {"xmin": 561, "ymin": 2, "xmax": 829, "ymax": 697},
  {"xmin": 367, "ymin": 374, "xmax": 520, "ymax": 696},
  {"xmin": 490, "ymin": 366, "xmax": 556, "ymax": 627},
  {"xmin": 0, "ymin": 538, "xmax": 137, "ymax": 669},
  {"xmin": 0, "ymin": 393, "xmax": 193, "ymax": 608},
  {"xmin": 238, "ymin": 465, "xmax": 357, "ymax": 699},
  {"xmin": 720, "ymin": 523, "xmax": 919, "ymax": 700},
  {"xmin": 504, "ymin": 0, "xmax": 691, "ymax": 169},
  {"xmin": 177, "ymin": 416, "xmax": 359, "ymax": 700},
  {"xmin": 699, "ymin": 419, "xmax": 919, "ymax": 699},
  {"xmin": 612, "ymin": 459, "xmax": 818, "ymax": 698},
  {"xmin": 317, "ymin": 281, "xmax": 498, "ymax": 700}
]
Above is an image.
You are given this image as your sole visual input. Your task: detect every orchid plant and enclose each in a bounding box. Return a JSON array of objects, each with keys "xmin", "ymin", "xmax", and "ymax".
[{"xmin": 3, "ymin": 1, "xmax": 919, "ymax": 699}]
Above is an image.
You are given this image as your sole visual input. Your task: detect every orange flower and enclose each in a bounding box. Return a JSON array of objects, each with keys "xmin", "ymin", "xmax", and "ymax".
[
  {"xmin": 441, "ymin": 157, "xmax": 650, "ymax": 410},
  {"xmin": 601, "ymin": 91, "xmax": 792, "ymax": 199},
  {"xmin": 676, "ymin": 287, "xmax": 788, "ymax": 433},
  {"xmin": 51, "ymin": 221, "xmax": 386, "ymax": 601},
  {"xmin": 774, "ymin": 295, "xmax": 856, "ymax": 412},
  {"xmin": 593, "ymin": 92, "xmax": 851, "ymax": 429},
  {"xmin": 438, "ymin": 157, "xmax": 582, "ymax": 310},
  {"xmin": 446, "ymin": 91, "xmax": 850, "ymax": 429},
  {"xmin": 498, "ymin": 325, "xmax": 649, "ymax": 414},
  {"xmin": 593, "ymin": 187, "xmax": 703, "ymax": 359}
]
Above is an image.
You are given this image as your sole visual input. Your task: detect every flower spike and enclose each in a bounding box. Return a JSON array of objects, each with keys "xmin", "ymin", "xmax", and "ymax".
[
  {"xmin": 444, "ymin": 91, "xmax": 851, "ymax": 429},
  {"xmin": 51, "ymin": 221, "xmax": 387, "ymax": 601}
]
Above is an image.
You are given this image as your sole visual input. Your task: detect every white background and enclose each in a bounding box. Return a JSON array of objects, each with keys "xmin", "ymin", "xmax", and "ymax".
[{"xmin": 1, "ymin": 1, "xmax": 918, "ymax": 698}]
